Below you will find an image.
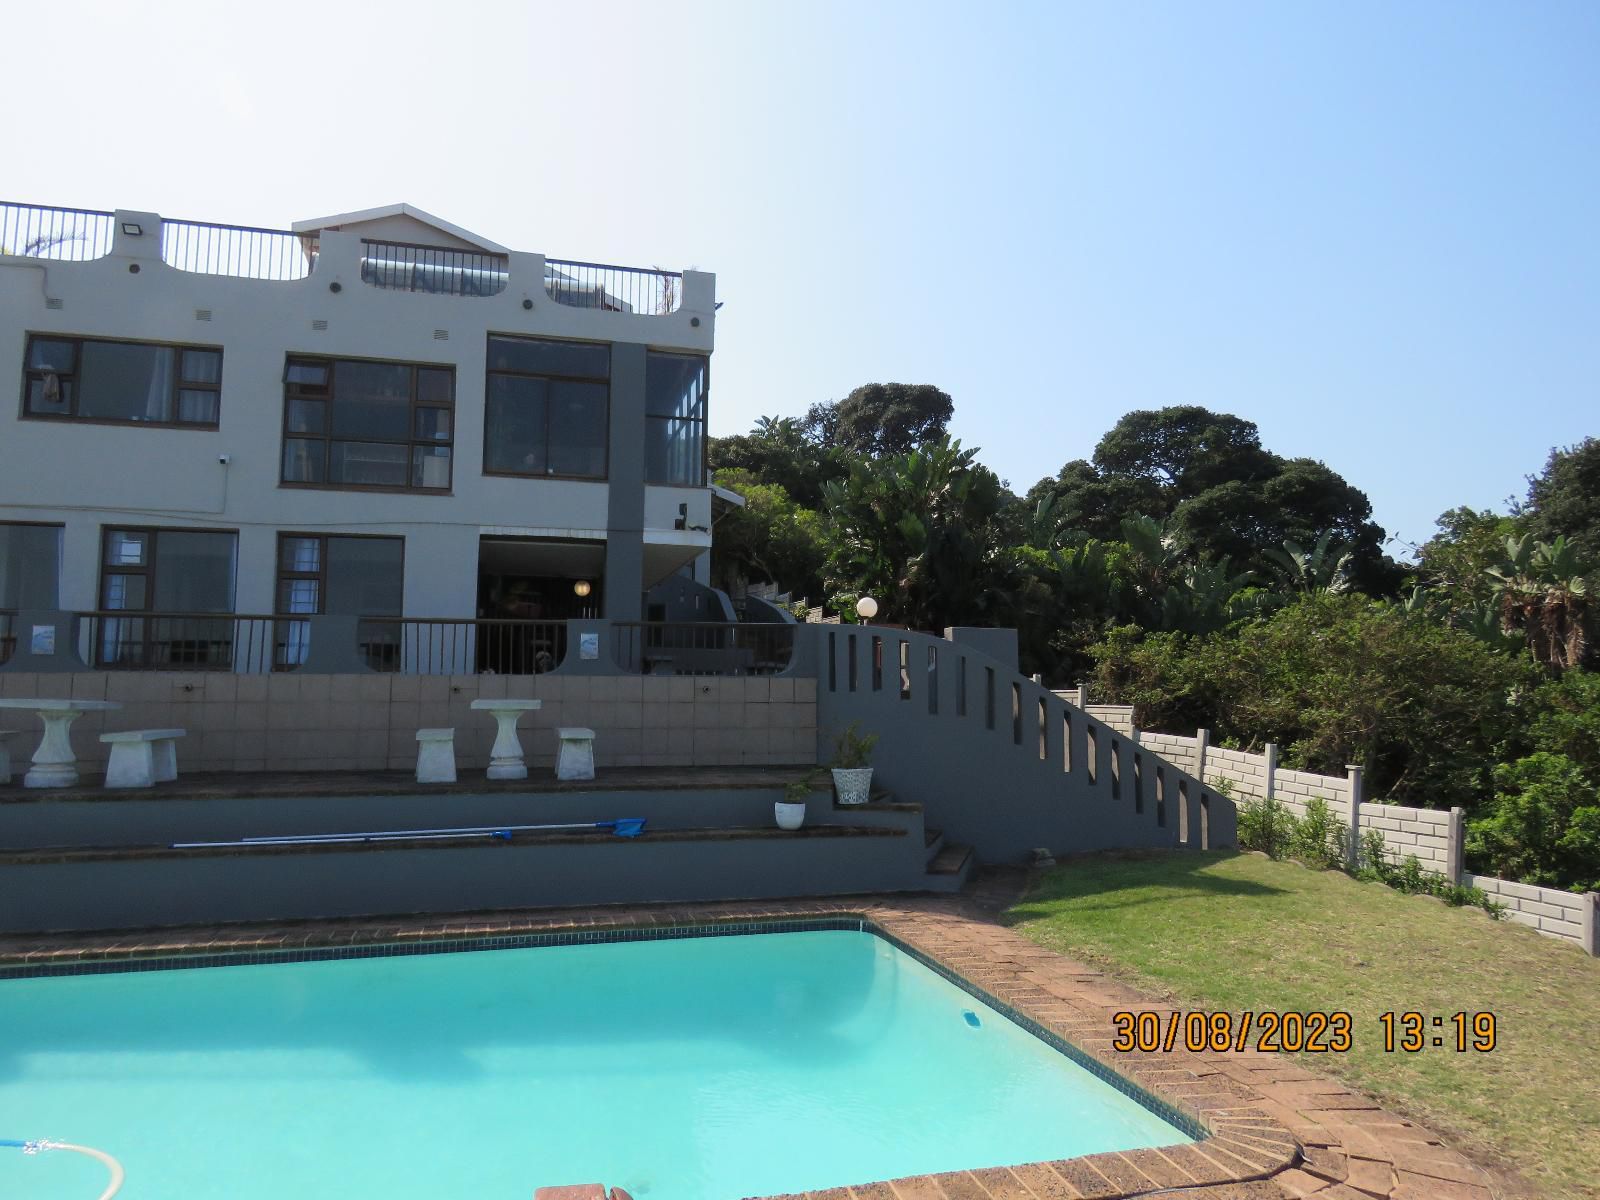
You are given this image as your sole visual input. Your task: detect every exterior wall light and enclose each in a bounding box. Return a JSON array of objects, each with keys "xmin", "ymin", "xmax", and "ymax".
[
  {"xmin": 855, "ymin": 596, "xmax": 879, "ymax": 620},
  {"xmin": 120, "ymin": 222, "xmax": 143, "ymax": 236},
  {"xmin": 573, "ymin": 580, "xmax": 592, "ymax": 598}
]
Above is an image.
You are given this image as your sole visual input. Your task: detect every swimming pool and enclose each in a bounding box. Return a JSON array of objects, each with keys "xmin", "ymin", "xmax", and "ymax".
[{"xmin": 0, "ymin": 925, "xmax": 1193, "ymax": 1199}]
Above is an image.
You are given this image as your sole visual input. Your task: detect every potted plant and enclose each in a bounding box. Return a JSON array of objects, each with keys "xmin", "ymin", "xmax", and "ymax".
[
  {"xmin": 776, "ymin": 776, "xmax": 813, "ymax": 831},
  {"xmin": 829, "ymin": 723, "xmax": 879, "ymax": 805}
]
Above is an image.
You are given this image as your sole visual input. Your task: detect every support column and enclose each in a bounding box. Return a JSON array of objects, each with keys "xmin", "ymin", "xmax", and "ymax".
[
  {"xmin": 1447, "ymin": 806, "xmax": 1466, "ymax": 882},
  {"xmin": 1194, "ymin": 727, "xmax": 1210, "ymax": 788},
  {"xmin": 1264, "ymin": 742, "xmax": 1278, "ymax": 804},
  {"xmin": 1346, "ymin": 764, "xmax": 1364, "ymax": 866},
  {"xmin": 1582, "ymin": 893, "xmax": 1598, "ymax": 958},
  {"xmin": 604, "ymin": 343, "xmax": 647, "ymax": 621}
]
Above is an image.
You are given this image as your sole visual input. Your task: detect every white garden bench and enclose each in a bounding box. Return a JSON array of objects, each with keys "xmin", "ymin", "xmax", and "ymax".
[
  {"xmin": 415, "ymin": 727, "xmax": 457, "ymax": 784},
  {"xmin": 556, "ymin": 727, "xmax": 596, "ymax": 781},
  {"xmin": 0, "ymin": 730, "xmax": 19, "ymax": 785},
  {"xmin": 101, "ymin": 728, "xmax": 186, "ymax": 789}
]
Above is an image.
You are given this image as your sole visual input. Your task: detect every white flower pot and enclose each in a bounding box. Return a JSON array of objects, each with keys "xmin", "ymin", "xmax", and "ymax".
[
  {"xmin": 832, "ymin": 767, "xmax": 874, "ymax": 806},
  {"xmin": 774, "ymin": 801, "xmax": 807, "ymax": 830}
]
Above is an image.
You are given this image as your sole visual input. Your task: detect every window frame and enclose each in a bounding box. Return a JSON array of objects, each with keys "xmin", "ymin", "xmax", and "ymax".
[
  {"xmin": 273, "ymin": 532, "xmax": 407, "ymax": 617},
  {"xmin": 19, "ymin": 333, "xmax": 224, "ymax": 430},
  {"xmin": 97, "ymin": 525, "xmax": 240, "ymax": 616},
  {"xmin": 482, "ymin": 333, "xmax": 611, "ymax": 482},
  {"xmin": 643, "ymin": 350, "xmax": 709, "ymax": 488},
  {"xmin": 279, "ymin": 353, "xmax": 455, "ymax": 494}
]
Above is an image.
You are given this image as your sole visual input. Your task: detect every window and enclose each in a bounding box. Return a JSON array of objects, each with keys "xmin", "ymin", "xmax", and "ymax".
[
  {"xmin": 22, "ymin": 335, "xmax": 222, "ymax": 427},
  {"xmin": 281, "ymin": 357, "xmax": 454, "ymax": 491},
  {"xmin": 97, "ymin": 527, "xmax": 237, "ymax": 667},
  {"xmin": 276, "ymin": 534, "xmax": 404, "ymax": 667},
  {"xmin": 483, "ymin": 335, "xmax": 608, "ymax": 479},
  {"xmin": 0, "ymin": 522, "xmax": 62, "ymax": 610},
  {"xmin": 645, "ymin": 352, "xmax": 707, "ymax": 486}
]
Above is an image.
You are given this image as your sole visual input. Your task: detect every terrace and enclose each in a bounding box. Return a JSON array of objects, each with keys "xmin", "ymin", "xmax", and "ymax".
[{"xmin": 0, "ymin": 200, "xmax": 692, "ymax": 318}]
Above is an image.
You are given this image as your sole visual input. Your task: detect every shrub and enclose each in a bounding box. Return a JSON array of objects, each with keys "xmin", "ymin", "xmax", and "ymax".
[
  {"xmin": 1467, "ymin": 752, "xmax": 1600, "ymax": 892},
  {"xmin": 1291, "ymin": 796, "xmax": 1348, "ymax": 869},
  {"xmin": 1237, "ymin": 795, "xmax": 1298, "ymax": 859}
]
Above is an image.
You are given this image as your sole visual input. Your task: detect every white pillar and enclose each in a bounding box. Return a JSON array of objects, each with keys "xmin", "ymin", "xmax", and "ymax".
[
  {"xmin": 1346, "ymin": 764, "xmax": 1364, "ymax": 866},
  {"xmin": 1446, "ymin": 806, "xmax": 1466, "ymax": 882},
  {"xmin": 1194, "ymin": 727, "xmax": 1210, "ymax": 787},
  {"xmin": 1264, "ymin": 742, "xmax": 1278, "ymax": 803}
]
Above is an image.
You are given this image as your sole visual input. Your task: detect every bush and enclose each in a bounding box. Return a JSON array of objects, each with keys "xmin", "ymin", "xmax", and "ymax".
[
  {"xmin": 1467, "ymin": 752, "xmax": 1600, "ymax": 893},
  {"xmin": 1237, "ymin": 795, "xmax": 1298, "ymax": 859},
  {"xmin": 1291, "ymin": 796, "xmax": 1348, "ymax": 869}
]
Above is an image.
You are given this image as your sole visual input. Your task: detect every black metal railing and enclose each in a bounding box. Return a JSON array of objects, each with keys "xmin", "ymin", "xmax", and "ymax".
[
  {"xmin": 360, "ymin": 239, "xmax": 508, "ymax": 296},
  {"xmin": 0, "ymin": 202, "xmax": 116, "ymax": 261},
  {"xmin": 544, "ymin": 258, "xmax": 683, "ymax": 314},
  {"xmin": 78, "ymin": 612, "xmax": 284, "ymax": 672},
  {"xmin": 356, "ymin": 618, "xmax": 568, "ymax": 674},
  {"xmin": 0, "ymin": 610, "xmax": 14, "ymax": 666},
  {"xmin": 160, "ymin": 219, "xmax": 314, "ymax": 280},
  {"xmin": 611, "ymin": 621, "xmax": 794, "ymax": 676}
]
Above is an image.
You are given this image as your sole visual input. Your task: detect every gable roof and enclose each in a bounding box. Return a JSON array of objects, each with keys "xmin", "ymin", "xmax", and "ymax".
[{"xmin": 290, "ymin": 203, "xmax": 509, "ymax": 254}]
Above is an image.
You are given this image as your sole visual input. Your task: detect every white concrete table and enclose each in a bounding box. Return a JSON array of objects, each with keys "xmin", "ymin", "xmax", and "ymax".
[
  {"xmin": 469, "ymin": 699, "xmax": 542, "ymax": 781},
  {"xmin": 0, "ymin": 698, "xmax": 123, "ymax": 789}
]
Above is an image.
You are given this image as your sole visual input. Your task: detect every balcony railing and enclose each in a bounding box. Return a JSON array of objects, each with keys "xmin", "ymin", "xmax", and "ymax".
[
  {"xmin": 545, "ymin": 258, "xmax": 683, "ymax": 314},
  {"xmin": 359, "ymin": 239, "xmax": 509, "ymax": 296},
  {"xmin": 0, "ymin": 202, "xmax": 115, "ymax": 261},
  {"xmin": 356, "ymin": 618, "xmax": 567, "ymax": 674},
  {"xmin": 0, "ymin": 610, "xmax": 14, "ymax": 666},
  {"xmin": 79, "ymin": 612, "xmax": 285, "ymax": 672},
  {"xmin": 160, "ymin": 219, "xmax": 314, "ymax": 280},
  {"xmin": 611, "ymin": 621, "xmax": 794, "ymax": 676}
]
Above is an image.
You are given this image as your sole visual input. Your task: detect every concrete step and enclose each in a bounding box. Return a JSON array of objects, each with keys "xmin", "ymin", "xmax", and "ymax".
[{"xmin": 927, "ymin": 842, "xmax": 972, "ymax": 876}]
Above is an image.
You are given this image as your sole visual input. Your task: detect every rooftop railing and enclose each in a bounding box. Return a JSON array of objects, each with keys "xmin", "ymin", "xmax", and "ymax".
[
  {"xmin": 160, "ymin": 219, "xmax": 315, "ymax": 280},
  {"xmin": 0, "ymin": 202, "xmax": 116, "ymax": 261},
  {"xmin": 545, "ymin": 258, "xmax": 683, "ymax": 314},
  {"xmin": 359, "ymin": 239, "xmax": 509, "ymax": 296}
]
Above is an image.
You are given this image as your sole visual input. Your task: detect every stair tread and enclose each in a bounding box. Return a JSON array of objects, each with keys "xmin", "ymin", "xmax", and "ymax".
[
  {"xmin": 924, "ymin": 827, "xmax": 942, "ymax": 848},
  {"xmin": 928, "ymin": 842, "xmax": 972, "ymax": 874}
]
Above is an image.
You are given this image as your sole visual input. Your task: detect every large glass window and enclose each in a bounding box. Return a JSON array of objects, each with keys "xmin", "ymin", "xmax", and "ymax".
[
  {"xmin": 0, "ymin": 523, "xmax": 62, "ymax": 610},
  {"xmin": 22, "ymin": 335, "xmax": 222, "ymax": 427},
  {"xmin": 484, "ymin": 335, "xmax": 608, "ymax": 479},
  {"xmin": 275, "ymin": 534, "xmax": 404, "ymax": 667},
  {"xmin": 645, "ymin": 352, "xmax": 708, "ymax": 486},
  {"xmin": 281, "ymin": 357, "xmax": 453, "ymax": 491},
  {"xmin": 97, "ymin": 527, "xmax": 237, "ymax": 668}
]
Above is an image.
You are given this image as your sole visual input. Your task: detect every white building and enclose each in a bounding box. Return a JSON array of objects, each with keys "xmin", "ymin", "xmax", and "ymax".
[{"xmin": 0, "ymin": 201, "xmax": 721, "ymax": 671}]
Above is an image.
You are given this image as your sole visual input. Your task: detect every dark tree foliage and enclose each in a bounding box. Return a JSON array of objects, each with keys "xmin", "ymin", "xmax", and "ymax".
[
  {"xmin": 802, "ymin": 383, "xmax": 954, "ymax": 457},
  {"xmin": 1522, "ymin": 438, "xmax": 1600, "ymax": 555},
  {"xmin": 1030, "ymin": 407, "xmax": 1398, "ymax": 592},
  {"xmin": 707, "ymin": 416, "xmax": 844, "ymax": 508}
]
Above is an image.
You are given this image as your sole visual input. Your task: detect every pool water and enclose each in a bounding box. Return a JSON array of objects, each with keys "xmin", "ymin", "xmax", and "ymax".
[{"xmin": 0, "ymin": 930, "xmax": 1190, "ymax": 1199}]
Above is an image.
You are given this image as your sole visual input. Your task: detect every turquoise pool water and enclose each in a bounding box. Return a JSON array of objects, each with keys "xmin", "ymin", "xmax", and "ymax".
[{"xmin": 0, "ymin": 929, "xmax": 1190, "ymax": 1199}]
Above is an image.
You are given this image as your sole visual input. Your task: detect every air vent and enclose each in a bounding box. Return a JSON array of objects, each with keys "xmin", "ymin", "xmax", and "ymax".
[
  {"xmin": 311, "ymin": 319, "xmax": 329, "ymax": 332},
  {"xmin": 195, "ymin": 309, "xmax": 212, "ymax": 322},
  {"xmin": 44, "ymin": 298, "xmax": 64, "ymax": 310},
  {"xmin": 432, "ymin": 329, "xmax": 449, "ymax": 341}
]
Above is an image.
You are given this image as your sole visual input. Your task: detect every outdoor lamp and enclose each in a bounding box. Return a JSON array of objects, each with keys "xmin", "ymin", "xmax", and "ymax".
[
  {"xmin": 573, "ymin": 580, "xmax": 592, "ymax": 597},
  {"xmin": 855, "ymin": 596, "xmax": 879, "ymax": 620}
]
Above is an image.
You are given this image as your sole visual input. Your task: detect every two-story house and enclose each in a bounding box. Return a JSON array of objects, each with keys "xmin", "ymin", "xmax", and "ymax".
[{"xmin": 0, "ymin": 200, "xmax": 721, "ymax": 671}]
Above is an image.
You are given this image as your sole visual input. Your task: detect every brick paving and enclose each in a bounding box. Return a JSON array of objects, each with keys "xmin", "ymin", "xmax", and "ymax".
[{"xmin": 0, "ymin": 876, "xmax": 1504, "ymax": 1200}]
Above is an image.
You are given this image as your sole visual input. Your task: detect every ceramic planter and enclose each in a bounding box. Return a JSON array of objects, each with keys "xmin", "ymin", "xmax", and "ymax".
[
  {"xmin": 832, "ymin": 766, "xmax": 873, "ymax": 806},
  {"xmin": 774, "ymin": 800, "xmax": 807, "ymax": 830}
]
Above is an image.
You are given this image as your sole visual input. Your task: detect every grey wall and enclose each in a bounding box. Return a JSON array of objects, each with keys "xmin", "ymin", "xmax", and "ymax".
[
  {"xmin": 811, "ymin": 625, "xmax": 1236, "ymax": 863},
  {"xmin": 604, "ymin": 344, "xmax": 647, "ymax": 621}
]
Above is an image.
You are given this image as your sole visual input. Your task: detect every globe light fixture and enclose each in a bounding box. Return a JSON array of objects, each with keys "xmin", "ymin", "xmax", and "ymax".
[
  {"xmin": 573, "ymin": 580, "xmax": 592, "ymax": 598},
  {"xmin": 855, "ymin": 596, "xmax": 879, "ymax": 620}
]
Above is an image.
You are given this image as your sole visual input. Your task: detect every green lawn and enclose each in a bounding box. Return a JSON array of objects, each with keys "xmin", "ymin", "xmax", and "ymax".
[{"xmin": 1003, "ymin": 851, "xmax": 1600, "ymax": 1200}]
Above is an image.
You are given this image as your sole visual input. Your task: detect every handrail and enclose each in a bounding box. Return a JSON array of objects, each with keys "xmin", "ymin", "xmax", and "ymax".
[
  {"xmin": 545, "ymin": 257, "xmax": 683, "ymax": 315},
  {"xmin": 160, "ymin": 219, "xmax": 313, "ymax": 280},
  {"xmin": 0, "ymin": 202, "xmax": 116, "ymax": 261}
]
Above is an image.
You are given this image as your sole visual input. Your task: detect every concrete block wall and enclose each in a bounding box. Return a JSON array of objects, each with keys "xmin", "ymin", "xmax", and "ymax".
[
  {"xmin": 0, "ymin": 671, "xmax": 818, "ymax": 775},
  {"xmin": 1084, "ymin": 704, "xmax": 1135, "ymax": 737},
  {"xmin": 1360, "ymin": 804, "xmax": 1455, "ymax": 874},
  {"xmin": 1269, "ymin": 767, "xmax": 1353, "ymax": 822},
  {"xmin": 1135, "ymin": 731, "xmax": 1198, "ymax": 777},
  {"xmin": 1462, "ymin": 874, "xmax": 1598, "ymax": 952}
]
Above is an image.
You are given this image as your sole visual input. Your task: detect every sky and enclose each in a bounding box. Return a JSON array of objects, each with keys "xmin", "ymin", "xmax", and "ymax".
[{"xmin": 3, "ymin": 1, "xmax": 1595, "ymax": 552}]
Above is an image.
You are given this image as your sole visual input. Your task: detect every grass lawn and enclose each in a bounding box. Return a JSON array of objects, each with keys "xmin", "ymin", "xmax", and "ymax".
[{"xmin": 1003, "ymin": 850, "xmax": 1600, "ymax": 1200}]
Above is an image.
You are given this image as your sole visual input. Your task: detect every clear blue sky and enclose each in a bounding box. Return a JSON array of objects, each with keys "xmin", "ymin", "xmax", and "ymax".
[{"xmin": 5, "ymin": 1, "xmax": 1595, "ymax": 550}]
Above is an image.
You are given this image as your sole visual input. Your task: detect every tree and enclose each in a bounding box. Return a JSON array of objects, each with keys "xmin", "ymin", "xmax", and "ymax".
[
  {"xmin": 708, "ymin": 470, "xmax": 828, "ymax": 600},
  {"xmin": 803, "ymin": 383, "xmax": 954, "ymax": 458},
  {"xmin": 1486, "ymin": 534, "xmax": 1593, "ymax": 671},
  {"xmin": 1521, "ymin": 438, "xmax": 1600, "ymax": 554},
  {"xmin": 708, "ymin": 415, "xmax": 842, "ymax": 507},
  {"xmin": 1466, "ymin": 753, "xmax": 1600, "ymax": 892},
  {"xmin": 820, "ymin": 437, "xmax": 1009, "ymax": 631}
]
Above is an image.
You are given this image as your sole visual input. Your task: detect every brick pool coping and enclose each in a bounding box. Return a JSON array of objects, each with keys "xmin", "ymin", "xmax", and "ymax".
[{"xmin": 0, "ymin": 891, "xmax": 1501, "ymax": 1200}]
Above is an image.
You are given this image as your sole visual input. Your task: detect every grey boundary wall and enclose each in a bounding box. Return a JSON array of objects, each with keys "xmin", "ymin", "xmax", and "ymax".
[
  {"xmin": 816, "ymin": 629, "xmax": 1237, "ymax": 862},
  {"xmin": 1116, "ymin": 715, "xmax": 1599, "ymax": 957}
]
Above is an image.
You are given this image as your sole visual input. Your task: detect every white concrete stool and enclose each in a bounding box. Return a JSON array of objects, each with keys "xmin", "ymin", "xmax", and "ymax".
[
  {"xmin": 415, "ymin": 727, "xmax": 457, "ymax": 784},
  {"xmin": 556, "ymin": 727, "xmax": 596, "ymax": 781},
  {"xmin": 100, "ymin": 728, "xmax": 186, "ymax": 789},
  {"xmin": 0, "ymin": 730, "xmax": 18, "ymax": 785}
]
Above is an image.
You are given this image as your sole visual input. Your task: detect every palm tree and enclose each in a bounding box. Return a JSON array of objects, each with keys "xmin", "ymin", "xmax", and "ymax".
[
  {"xmin": 1486, "ymin": 535, "xmax": 1592, "ymax": 670},
  {"xmin": 1264, "ymin": 531, "xmax": 1353, "ymax": 596}
]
